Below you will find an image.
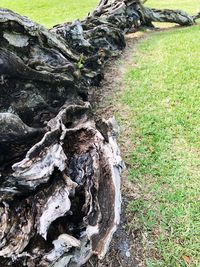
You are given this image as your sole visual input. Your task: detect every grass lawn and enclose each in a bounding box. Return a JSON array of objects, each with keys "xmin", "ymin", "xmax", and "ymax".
[
  {"xmin": 146, "ymin": 0, "xmax": 200, "ymax": 14},
  {"xmin": 116, "ymin": 12, "xmax": 200, "ymax": 267},
  {"xmin": 119, "ymin": 4, "xmax": 200, "ymax": 266},
  {"xmin": 0, "ymin": 0, "xmax": 99, "ymax": 28}
]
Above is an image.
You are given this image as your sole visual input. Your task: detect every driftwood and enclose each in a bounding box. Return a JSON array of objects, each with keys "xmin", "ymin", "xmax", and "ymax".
[{"xmin": 0, "ymin": 0, "xmax": 199, "ymax": 266}]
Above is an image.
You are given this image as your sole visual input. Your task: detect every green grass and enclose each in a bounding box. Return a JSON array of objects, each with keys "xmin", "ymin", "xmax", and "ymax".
[
  {"xmin": 146, "ymin": 0, "xmax": 200, "ymax": 14},
  {"xmin": 117, "ymin": 25, "xmax": 200, "ymax": 267},
  {"xmin": 0, "ymin": 0, "xmax": 98, "ymax": 28}
]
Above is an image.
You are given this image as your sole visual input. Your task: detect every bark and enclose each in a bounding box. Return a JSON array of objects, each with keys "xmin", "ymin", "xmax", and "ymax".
[
  {"xmin": 142, "ymin": 7, "xmax": 196, "ymax": 26},
  {"xmin": 0, "ymin": 0, "xmax": 199, "ymax": 266}
]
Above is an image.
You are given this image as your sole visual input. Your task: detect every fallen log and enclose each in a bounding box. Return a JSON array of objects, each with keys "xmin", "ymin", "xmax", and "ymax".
[{"xmin": 0, "ymin": 0, "xmax": 199, "ymax": 266}]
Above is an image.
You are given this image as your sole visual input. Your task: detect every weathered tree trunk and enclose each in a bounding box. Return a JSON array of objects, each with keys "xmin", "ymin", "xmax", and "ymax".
[
  {"xmin": 142, "ymin": 7, "xmax": 197, "ymax": 26},
  {"xmin": 0, "ymin": 0, "xmax": 199, "ymax": 266}
]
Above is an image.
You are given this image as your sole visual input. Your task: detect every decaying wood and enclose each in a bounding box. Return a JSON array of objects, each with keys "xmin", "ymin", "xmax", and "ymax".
[{"xmin": 0, "ymin": 0, "xmax": 199, "ymax": 266}]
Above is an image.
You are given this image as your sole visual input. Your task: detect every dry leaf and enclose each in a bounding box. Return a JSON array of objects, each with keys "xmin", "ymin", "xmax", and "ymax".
[{"xmin": 182, "ymin": 255, "xmax": 190, "ymax": 264}]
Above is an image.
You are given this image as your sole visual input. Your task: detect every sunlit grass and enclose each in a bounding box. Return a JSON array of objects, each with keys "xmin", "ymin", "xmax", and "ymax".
[
  {"xmin": 0, "ymin": 0, "xmax": 99, "ymax": 28},
  {"xmin": 146, "ymin": 0, "xmax": 200, "ymax": 14}
]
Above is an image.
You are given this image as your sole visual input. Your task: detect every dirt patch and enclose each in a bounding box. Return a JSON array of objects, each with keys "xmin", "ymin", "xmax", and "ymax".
[
  {"xmin": 84, "ymin": 32, "xmax": 147, "ymax": 267},
  {"xmin": 85, "ymin": 25, "xmax": 177, "ymax": 267},
  {"xmin": 90, "ymin": 31, "xmax": 146, "ymax": 117}
]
